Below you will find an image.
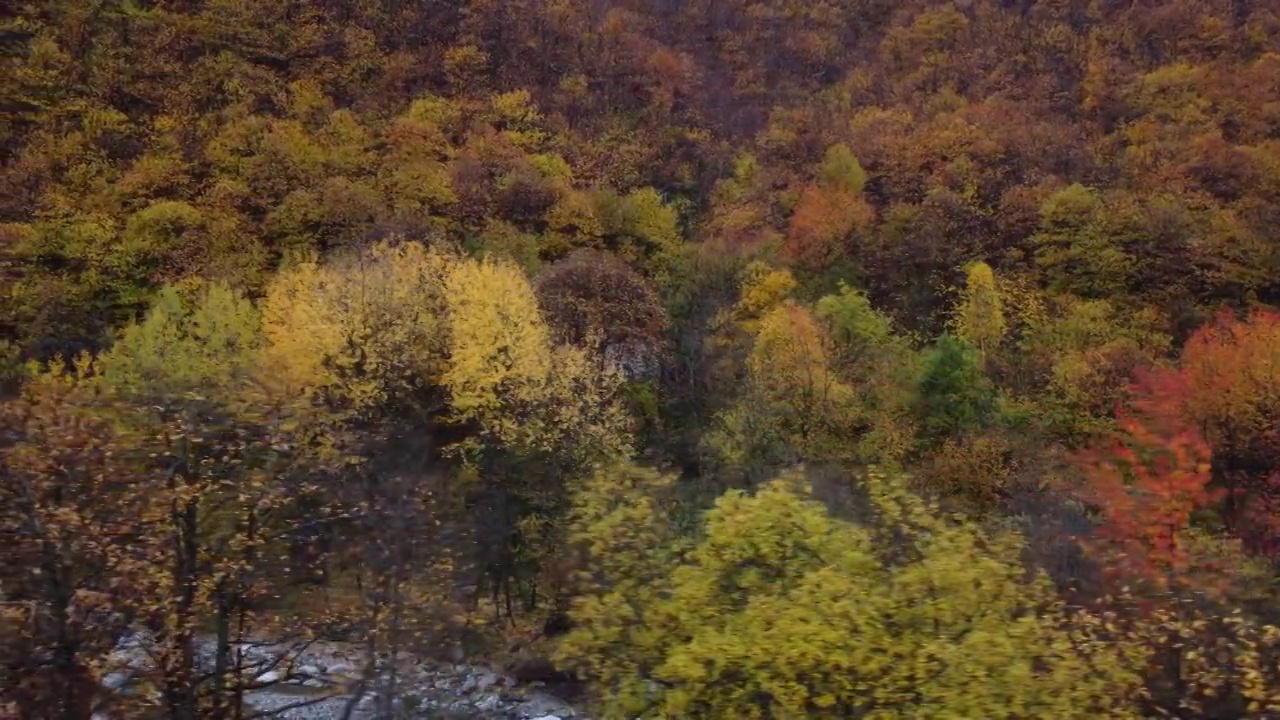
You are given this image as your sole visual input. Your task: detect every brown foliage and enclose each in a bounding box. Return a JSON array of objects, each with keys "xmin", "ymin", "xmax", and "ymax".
[
  {"xmin": 784, "ymin": 185, "xmax": 873, "ymax": 270},
  {"xmin": 534, "ymin": 249, "xmax": 668, "ymax": 375},
  {"xmin": 0, "ymin": 369, "xmax": 144, "ymax": 720}
]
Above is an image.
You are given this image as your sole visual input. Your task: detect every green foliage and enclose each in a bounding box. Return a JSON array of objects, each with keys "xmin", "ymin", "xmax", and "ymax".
[
  {"xmin": 559, "ymin": 467, "xmax": 1145, "ymax": 719},
  {"xmin": 814, "ymin": 281, "xmax": 902, "ymax": 363},
  {"xmin": 1017, "ymin": 297, "xmax": 1170, "ymax": 443},
  {"xmin": 118, "ymin": 201, "xmax": 206, "ymax": 274},
  {"xmin": 98, "ymin": 280, "xmax": 262, "ymax": 399},
  {"xmin": 813, "ymin": 282, "xmax": 919, "ymax": 464},
  {"xmin": 914, "ymin": 334, "xmax": 997, "ymax": 444},
  {"xmin": 600, "ymin": 187, "xmax": 684, "ymax": 271},
  {"xmin": 1031, "ymin": 185, "xmax": 1135, "ymax": 298},
  {"xmin": 818, "ymin": 143, "xmax": 867, "ymax": 195},
  {"xmin": 490, "ymin": 89, "xmax": 549, "ymax": 150},
  {"xmin": 554, "ymin": 463, "xmax": 686, "ymax": 705},
  {"xmin": 0, "ymin": 340, "xmax": 26, "ymax": 396},
  {"xmin": 474, "ymin": 219, "xmax": 542, "ymax": 273}
]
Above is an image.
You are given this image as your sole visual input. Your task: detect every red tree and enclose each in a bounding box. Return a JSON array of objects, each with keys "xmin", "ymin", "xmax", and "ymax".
[
  {"xmin": 1072, "ymin": 366, "xmax": 1221, "ymax": 594},
  {"xmin": 1071, "ymin": 308, "xmax": 1280, "ymax": 598},
  {"xmin": 1177, "ymin": 307, "xmax": 1280, "ymax": 556}
]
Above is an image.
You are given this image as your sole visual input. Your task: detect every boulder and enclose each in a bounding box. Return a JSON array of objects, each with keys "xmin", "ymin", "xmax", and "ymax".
[{"xmin": 101, "ymin": 671, "xmax": 131, "ymax": 691}]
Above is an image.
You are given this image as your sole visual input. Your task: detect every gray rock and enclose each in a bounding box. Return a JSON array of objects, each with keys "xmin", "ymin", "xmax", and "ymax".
[
  {"xmin": 111, "ymin": 629, "xmax": 588, "ymax": 720},
  {"xmin": 474, "ymin": 671, "xmax": 500, "ymax": 692},
  {"xmin": 101, "ymin": 671, "xmax": 131, "ymax": 690},
  {"xmin": 245, "ymin": 692, "xmax": 373, "ymax": 720},
  {"xmin": 518, "ymin": 694, "xmax": 576, "ymax": 719},
  {"xmin": 326, "ymin": 661, "xmax": 356, "ymax": 677},
  {"xmin": 242, "ymin": 655, "xmax": 273, "ymax": 673}
]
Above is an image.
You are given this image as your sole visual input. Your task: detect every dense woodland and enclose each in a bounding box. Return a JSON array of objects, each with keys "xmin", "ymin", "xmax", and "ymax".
[{"xmin": 3, "ymin": 0, "xmax": 1280, "ymax": 718}]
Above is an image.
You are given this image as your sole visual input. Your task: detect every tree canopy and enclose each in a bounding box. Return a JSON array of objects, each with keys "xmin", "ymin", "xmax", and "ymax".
[{"xmin": 5, "ymin": 1, "xmax": 1280, "ymax": 717}]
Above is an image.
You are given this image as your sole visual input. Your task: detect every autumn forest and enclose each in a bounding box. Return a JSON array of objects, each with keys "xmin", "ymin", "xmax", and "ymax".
[{"xmin": 3, "ymin": 0, "xmax": 1280, "ymax": 718}]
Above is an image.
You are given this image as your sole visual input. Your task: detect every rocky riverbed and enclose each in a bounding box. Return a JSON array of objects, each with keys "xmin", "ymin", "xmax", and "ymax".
[{"xmin": 102, "ymin": 632, "xmax": 582, "ymax": 720}]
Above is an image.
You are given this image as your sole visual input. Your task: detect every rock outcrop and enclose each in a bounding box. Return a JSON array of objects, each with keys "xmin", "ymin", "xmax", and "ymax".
[{"xmin": 100, "ymin": 631, "xmax": 583, "ymax": 720}]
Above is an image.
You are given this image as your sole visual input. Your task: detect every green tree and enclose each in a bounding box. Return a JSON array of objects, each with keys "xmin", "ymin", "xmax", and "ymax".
[
  {"xmin": 98, "ymin": 281, "xmax": 261, "ymax": 398},
  {"xmin": 818, "ymin": 143, "xmax": 868, "ymax": 195},
  {"xmin": 814, "ymin": 282, "xmax": 919, "ymax": 464},
  {"xmin": 914, "ymin": 334, "xmax": 997, "ymax": 444},
  {"xmin": 1030, "ymin": 185, "xmax": 1135, "ymax": 299},
  {"xmin": 558, "ymin": 466, "xmax": 1146, "ymax": 719}
]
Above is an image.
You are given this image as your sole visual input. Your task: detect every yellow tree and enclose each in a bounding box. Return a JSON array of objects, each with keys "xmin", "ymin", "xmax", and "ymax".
[
  {"xmin": 703, "ymin": 259, "xmax": 799, "ymax": 403},
  {"xmin": 260, "ymin": 239, "xmax": 632, "ymax": 633},
  {"xmin": 706, "ymin": 302, "xmax": 861, "ymax": 481},
  {"xmin": 441, "ymin": 251, "xmax": 633, "ymax": 464},
  {"xmin": 259, "ymin": 241, "xmax": 474, "ymax": 712},
  {"xmin": 260, "ymin": 240, "xmax": 450, "ymax": 435},
  {"xmin": 557, "ymin": 466, "xmax": 1147, "ymax": 719},
  {"xmin": 952, "ymin": 260, "xmax": 1007, "ymax": 359},
  {"xmin": 260, "ymin": 240, "xmax": 632, "ymax": 466},
  {"xmin": 745, "ymin": 303, "xmax": 853, "ymax": 448},
  {"xmin": 729, "ymin": 261, "xmax": 798, "ymax": 334},
  {"xmin": 442, "ymin": 256, "xmax": 554, "ymax": 448},
  {"xmin": 441, "ymin": 252, "xmax": 633, "ymax": 620}
]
